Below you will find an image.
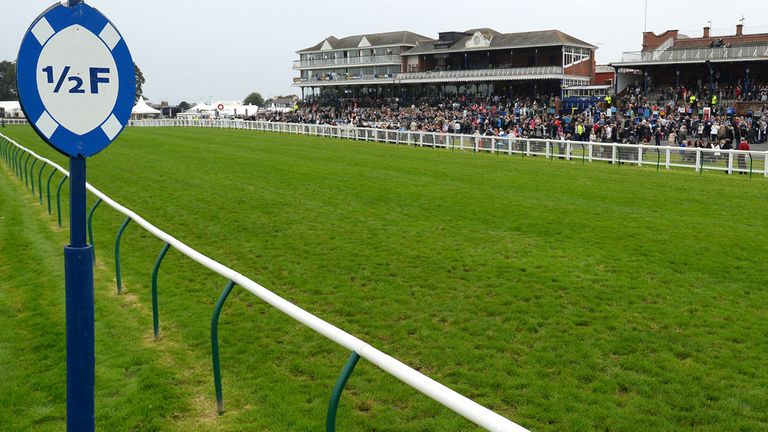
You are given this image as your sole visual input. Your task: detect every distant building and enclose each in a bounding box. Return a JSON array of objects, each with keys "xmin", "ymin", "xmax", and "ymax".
[
  {"xmin": 293, "ymin": 28, "xmax": 598, "ymax": 101},
  {"xmin": 594, "ymin": 65, "xmax": 616, "ymax": 86},
  {"xmin": 0, "ymin": 101, "xmax": 22, "ymax": 118}
]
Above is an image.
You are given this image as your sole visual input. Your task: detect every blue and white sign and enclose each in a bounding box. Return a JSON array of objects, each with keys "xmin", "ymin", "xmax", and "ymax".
[{"xmin": 17, "ymin": 2, "xmax": 135, "ymax": 157}]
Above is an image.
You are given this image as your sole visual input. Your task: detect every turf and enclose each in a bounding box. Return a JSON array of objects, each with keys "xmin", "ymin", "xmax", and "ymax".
[{"xmin": 1, "ymin": 124, "xmax": 767, "ymax": 431}]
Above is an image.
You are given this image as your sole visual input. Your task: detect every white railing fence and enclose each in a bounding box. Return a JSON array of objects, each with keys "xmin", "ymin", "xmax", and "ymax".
[
  {"xmin": 0, "ymin": 131, "xmax": 529, "ymax": 432},
  {"xmin": 620, "ymin": 43, "xmax": 768, "ymax": 64},
  {"xmin": 1, "ymin": 118, "xmax": 29, "ymax": 126},
  {"xmin": 130, "ymin": 119, "xmax": 768, "ymax": 177}
]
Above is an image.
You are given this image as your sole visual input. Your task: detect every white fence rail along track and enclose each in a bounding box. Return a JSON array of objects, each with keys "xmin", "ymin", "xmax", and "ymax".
[
  {"xmin": 0, "ymin": 131, "xmax": 529, "ymax": 432},
  {"xmin": 130, "ymin": 119, "xmax": 768, "ymax": 177}
]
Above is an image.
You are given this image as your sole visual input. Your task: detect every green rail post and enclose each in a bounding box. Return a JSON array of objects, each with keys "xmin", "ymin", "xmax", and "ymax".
[
  {"xmin": 16, "ymin": 149, "xmax": 24, "ymax": 177},
  {"xmin": 12, "ymin": 147, "xmax": 19, "ymax": 175},
  {"xmin": 56, "ymin": 175, "xmax": 68, "ymax": 227},
  {"xmin": 151, "ymin": 242, "xmax": 171, "ymax": 338},
  {"xmin": 87, "ymin": 198, "xmax": 103, "ymax": 260},
  {"xmin": 37, "ymin": 162, "xmax": 47, "ymax": 204},
  {"xmin": 581, "ymin": 143, "xmax": 586, "ymax": 164},
  {"xmin": 13, "ymin": 147, "xmax": 21, "ymax": 177},
  {"xmin": 46, "ymin": 169, "xmax": 57, "ymax": 214},
  {"xmin": 21, "ymin": 152, "xmax": 27, "ymax": 185},
  {"xmin": 656, "ymin": 148, "xmax": 661, "ymax": 172},
  {"xmin": 211, "ymin": 279, "xmax": 236, "ymax": 415},
  {"xmin": 19, "ymin": 152, "xmax": 32, "ymax": 181},
  {"xmin": 326, "ymin": 351, "xmax": 361, "ymax": 432},
  {"xmin": 749, "ymin": 154, "xmax": 753, "ymax": 180},
  {"xmin": 114, "ymin": 217, "xmax": 132, "ymax": 294},
  {"xmin": 23, "ymin": 152, "xmax": 32, "ymax": 186},
  {"xmin": 30, "ymin": 159, "xmax": 38, "ymax": 194}
]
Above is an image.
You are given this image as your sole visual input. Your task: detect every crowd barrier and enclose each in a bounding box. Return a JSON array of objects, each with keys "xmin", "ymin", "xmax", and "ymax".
[
  {"xmin": 131, "ymin": 119, "xmax": 768, "ymax": 177},
  {"xmin": 0, "ymin": 131, "xmax": 528, "ymax": 432}
]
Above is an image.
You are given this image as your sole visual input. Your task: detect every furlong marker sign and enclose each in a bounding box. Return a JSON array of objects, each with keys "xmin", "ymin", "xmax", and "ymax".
[
  {"xmin": 17, "ymin": 0, "xmax": 134, "ymax": 157},
  {"xmin": 16, "ymin": 1, "xmax": 135, "ymax": 431}
]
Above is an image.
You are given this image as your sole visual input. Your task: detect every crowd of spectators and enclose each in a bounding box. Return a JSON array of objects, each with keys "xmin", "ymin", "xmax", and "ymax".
[{"xmin": 252, "ymin": 79, "xmax": 768, "ymax": 150}]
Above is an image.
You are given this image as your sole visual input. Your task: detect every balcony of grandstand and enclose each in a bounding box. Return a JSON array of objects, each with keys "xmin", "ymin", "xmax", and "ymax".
[
  {"xmin": 293, "ymin": 31, "xmax": 429, "ymax": 99},
  {"xmin": 293, "ymin": 28, "xmax": 598, "ymax": 103}
]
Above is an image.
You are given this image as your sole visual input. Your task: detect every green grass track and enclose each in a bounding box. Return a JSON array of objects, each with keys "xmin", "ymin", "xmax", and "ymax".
[{"xmin": 1, "ymin": 125, "xmax": 767, "ymax": 431}]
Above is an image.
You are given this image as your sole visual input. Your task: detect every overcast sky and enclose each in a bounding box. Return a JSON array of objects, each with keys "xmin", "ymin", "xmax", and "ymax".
[{"xmin": 2, "ymin": 0, "xmax": 766, "ymax": 104}]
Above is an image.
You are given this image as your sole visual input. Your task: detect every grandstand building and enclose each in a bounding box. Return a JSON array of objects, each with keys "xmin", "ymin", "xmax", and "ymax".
[
  {"xmin": 293, "ymin": 28, "xmax": 597, "ymax": 101},
  {"xmin": 611, "ymin": 23, "xmax": 768, "ymax": 102}
]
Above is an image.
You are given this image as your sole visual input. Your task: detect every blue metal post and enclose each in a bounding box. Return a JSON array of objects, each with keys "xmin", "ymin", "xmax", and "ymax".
[{"xmin": 64, "ymin": 155, "xmax": 95, "ymax": 432}]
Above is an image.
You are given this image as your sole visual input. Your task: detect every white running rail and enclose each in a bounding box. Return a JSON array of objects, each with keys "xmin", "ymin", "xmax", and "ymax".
[
  {"xmin": 130, "ymin": 119, "xmax": 768, "ymax": 177},
  {"xmin": 0, "ymin": 132, "xmax": 530, "ymax": 432}
]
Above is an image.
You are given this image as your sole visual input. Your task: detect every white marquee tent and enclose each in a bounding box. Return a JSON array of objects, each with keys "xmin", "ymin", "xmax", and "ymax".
[
  {"xmin": 0, "ymin": 101, "xmax": 23, "ymax": 118},
  {"xmin": 178, "ymin": 100, "xmax": 259, "ymax": 119},
  {"xmin": 131, "ymin": 98, "xmax": 162, "ymax": 119}
]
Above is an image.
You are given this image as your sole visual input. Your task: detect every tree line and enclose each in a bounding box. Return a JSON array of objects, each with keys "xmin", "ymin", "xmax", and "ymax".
[{"xmin": 0, "ymin": 60, "xmax": 146, "ymax": 102}]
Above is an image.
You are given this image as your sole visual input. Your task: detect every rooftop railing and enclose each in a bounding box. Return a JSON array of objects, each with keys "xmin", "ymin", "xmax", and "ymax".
[
  {"xmin": 294, "ymin": 73, "xmax": 396, "ymax": 85},
  {"xmin": 618, "ymin": 44, "xmax": 768, "ymax": 64},
  {"xmin": 397, "ymin": 66, "xmax": 564, "ymax": 82}
]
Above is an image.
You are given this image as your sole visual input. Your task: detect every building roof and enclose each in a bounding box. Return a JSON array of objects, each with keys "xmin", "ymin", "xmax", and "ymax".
[
  {"xmin": 405, "ymin": 29, "xmax": 597, "ymax": 55},
  {"xmin": 132, "ymin": 98, "xmax": 161, "ymax": 115},
  {"xmin": 298, "ymin": 31, "xmax": 432, "ymax": 53}
]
